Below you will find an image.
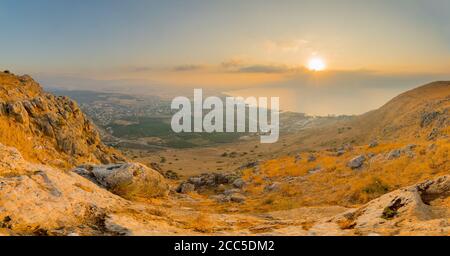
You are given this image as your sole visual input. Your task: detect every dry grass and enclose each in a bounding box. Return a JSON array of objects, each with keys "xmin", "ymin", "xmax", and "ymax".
[{"xmin": 234, "ymin": 135, "xmax": 449, "ymax": 213}]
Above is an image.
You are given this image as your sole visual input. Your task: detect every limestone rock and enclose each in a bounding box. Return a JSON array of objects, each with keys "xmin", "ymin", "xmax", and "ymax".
[
  {"xmin": 0, "ymin": 72, "xmax": 125, "ymax": 167},
  {"xmin": 0, "ymin": 143, "xmax": 126, "ymax": 235},
  {"xmin": 79, "ymin": 163, "xmax": 170, "ymax": 199},
  {"xmin": 324, "ymin": 175, "xmax": 450, "ymax": 235}
]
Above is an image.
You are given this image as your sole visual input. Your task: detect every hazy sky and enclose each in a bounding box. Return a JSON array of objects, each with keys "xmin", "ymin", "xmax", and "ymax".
[{"xmin": 1, "ymin": 0, "xmax": 449, "ymax": 114}]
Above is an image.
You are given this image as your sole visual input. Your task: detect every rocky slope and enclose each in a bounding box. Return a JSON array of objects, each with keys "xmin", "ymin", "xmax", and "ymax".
[
  {"xmin": 0, "ymin": 72, "xmax": 124, "ymax": 168},
  {"xmin": 0, "ymin": 72, "xmax": 170, "ymax": 235}
]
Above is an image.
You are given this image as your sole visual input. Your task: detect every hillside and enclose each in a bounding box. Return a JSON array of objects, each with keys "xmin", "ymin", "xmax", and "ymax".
[
  {"xmin": 349, "ymin": 81, "xmax": 450, "ymax": 142},
  {"xmin": 0, "ymin": 72, "xmax": 124, "ymax": 168},
  {"xmin": 273, "ymin": 81, "xmax": 450, "ymax": 152}
]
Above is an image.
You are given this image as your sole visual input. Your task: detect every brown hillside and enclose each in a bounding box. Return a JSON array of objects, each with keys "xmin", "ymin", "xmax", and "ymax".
[
  {"xmin": 0, "ymin": 72, "xmax": 124, "ymax": 168},
  {"xmin": 351, "ymin": 81, "xmax": 450, "ymax": 142},
  {"xmin": 280, "ymin": 81, "xmax": 450, "ymax": 151}
]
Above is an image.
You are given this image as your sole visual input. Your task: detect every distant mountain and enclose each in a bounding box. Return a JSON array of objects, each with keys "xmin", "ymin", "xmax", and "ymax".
[{"xmin": 279, "ymin": 81, "xmax": 449, "ymax": 151}]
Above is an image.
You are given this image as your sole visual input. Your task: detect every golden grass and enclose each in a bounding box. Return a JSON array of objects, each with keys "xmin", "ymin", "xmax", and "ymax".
[{"xmin": 235, "ymin": 135, "xmax": 449, "ymax": 213}]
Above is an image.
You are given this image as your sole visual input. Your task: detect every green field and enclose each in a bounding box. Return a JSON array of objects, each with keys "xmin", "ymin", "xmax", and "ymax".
[{"xmin": 109, "ymin": 117, "xmax": 247, "ymax": 148}]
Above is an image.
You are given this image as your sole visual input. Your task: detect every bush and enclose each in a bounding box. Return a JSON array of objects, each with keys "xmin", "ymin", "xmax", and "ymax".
[{"xmin": 362, "ymin": 179, "xmax": 390, "ymax": 195}]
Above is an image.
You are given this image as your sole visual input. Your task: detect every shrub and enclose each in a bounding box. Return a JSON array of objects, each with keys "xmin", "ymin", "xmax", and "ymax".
[{"xmin": 362, "ymin": 179, "xmax": 390, "ymax": 195}]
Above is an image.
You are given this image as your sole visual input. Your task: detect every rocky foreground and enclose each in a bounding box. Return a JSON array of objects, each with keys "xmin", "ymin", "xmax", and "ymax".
[{"xmin": 0, "ymin": 141, "xmax": 448, "ymax": 235}]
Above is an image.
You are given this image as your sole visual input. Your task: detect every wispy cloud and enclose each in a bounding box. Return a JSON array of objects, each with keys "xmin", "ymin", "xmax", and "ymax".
[
  {"xmin": 221, "ymin": 58, "xmax": 246, "ymax": 69},
  {"xmin": 172, "ymin": 64, "xmax": 204, "ymax": 72},
  {"xmin": 237, "ymin": 65, "xmax": 291, "ymax": 74}
]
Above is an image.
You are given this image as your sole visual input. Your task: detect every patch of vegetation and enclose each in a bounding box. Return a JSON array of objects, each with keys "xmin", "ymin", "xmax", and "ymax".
[
  {"xmin": 382, "ymin": 207, "xmax": 398, "ymax": 220},
  {"xmin": 382, "ymin": 198, "xmax": 404, "ymax": 220},
  {"xmin": 109, "ymin": 117, "xmax": 247, "ymax": 148},
  {"xmin": 362, "ymin": 179, "xmax": 390, "ymax": 196}
]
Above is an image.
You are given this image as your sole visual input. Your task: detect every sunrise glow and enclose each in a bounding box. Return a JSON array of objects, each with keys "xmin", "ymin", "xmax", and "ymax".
[{"xmin": 307, "ymin": 57, "xmax": 326, "ymax": 71}]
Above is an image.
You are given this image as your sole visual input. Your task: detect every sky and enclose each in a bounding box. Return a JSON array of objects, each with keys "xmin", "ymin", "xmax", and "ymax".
[{"xmin": 1, "ymin": 0, "xmax": 450, "ymax": 115}]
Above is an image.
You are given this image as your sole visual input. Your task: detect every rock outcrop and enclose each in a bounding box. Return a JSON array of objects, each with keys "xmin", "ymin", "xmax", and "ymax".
[
  {"xmin": 321, "ymin": 175, "xmax": 450, "ymax": 235},
  {"xmin": 0, "ymin": 143, "xmax": 126, "ymax": 235},
  {"xmin": 0, "ymin": 72, "xmax": 124, "ymax": 167},
  {"xmin": 74, "ymin": 163, "xmax": 169, "ymax": 199}
]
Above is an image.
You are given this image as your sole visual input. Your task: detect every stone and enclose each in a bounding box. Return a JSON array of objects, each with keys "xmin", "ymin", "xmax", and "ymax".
[
  {"xmin": 89, "ymin": 163, "xmax": 169, "ymax": 199},
  {"xmin": 387, "ymin": 149, "xmax": 401, "ymax": 160},
  {"xmin": 421, "ymin": 111, "xmax": 440, "ymax": 127},
  {"xmin": 369, "ymin": 140, "xmax": 378, "ymax": 148},
  {"xmin": 177, "ymin": 182, "xmax": 195, "ymax": 194},
  {"xmin": 6, "ymin": 102, "xmax": 29, "ymax": 125},
  {"xmin": 347, "ymin": 155, "xmax": 366, "ymax": 169},
  {"xmin": 232, "ymin": 178, "xmax": 245, "ymax": 189},
  {"xmin": 308, "ymin": 166, "xmax": 324, "ymax": 174},
  {"xmin": 230, "ymin": 194, "xmax": 246, "ymax": 203},
  {"xmin": 336, "ymin": 150, "xmax": 345, "ymax": 156},
  {"xmin": 0, "ymin": 144, "xmax": 125, "ymax": 234}
]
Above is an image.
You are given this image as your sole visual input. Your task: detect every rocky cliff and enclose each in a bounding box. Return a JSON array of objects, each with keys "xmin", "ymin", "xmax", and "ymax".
[{"xmin": 0, "ymin": 72, "xmax": 124, "ymax": 168}]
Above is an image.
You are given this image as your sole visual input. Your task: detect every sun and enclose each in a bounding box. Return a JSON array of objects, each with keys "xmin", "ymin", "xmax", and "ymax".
[{"xmin": 307, "ymin": 57, "xmax": 326, "ymax": 71}]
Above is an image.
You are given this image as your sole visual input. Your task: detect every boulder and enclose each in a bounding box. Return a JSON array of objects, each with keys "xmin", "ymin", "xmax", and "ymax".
[
  {"xmin": 232, "ymin": 178, "xmax": 246, "ymax": 189},
  {"xmin": 336, "ymin": 150, "xmax": 345, "ymax": 156},
  {"xmin": 369, "ymin": 140, "xmax": 378, "ymax": 148},
  {"xmin": 347, "ymin": 155, "xmax": 366, "ymax": 169},
  {"xmin": 177, "ymin": 182, "xmax": 195, "ymax": 194},
  {"xmin": 387, "ymin": 149, "xmax": 401, "ymax": 160},
  {"xmin": 0, "ymin": 144, "xmax": 125, "ymax": 235},
  {"xmin": 88, "ymin": 163, "xmax": 169, "ymax": 199},
  {"xmin": 6, "ymin": 102, "xmax": 29, "ymax": 125}
]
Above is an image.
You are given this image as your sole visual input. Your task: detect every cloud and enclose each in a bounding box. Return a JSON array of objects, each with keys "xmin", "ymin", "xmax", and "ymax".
[
  {"xmin": 172, "ymin": 64, "xmax": 204, "ymax": 72},
  {"xmin": 221, "ymin": 58, "xmax": 246, "ymax": 69},
  {"xmin": 237, "ymin": 65, "xmax": 291, "ymax": 74}
]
